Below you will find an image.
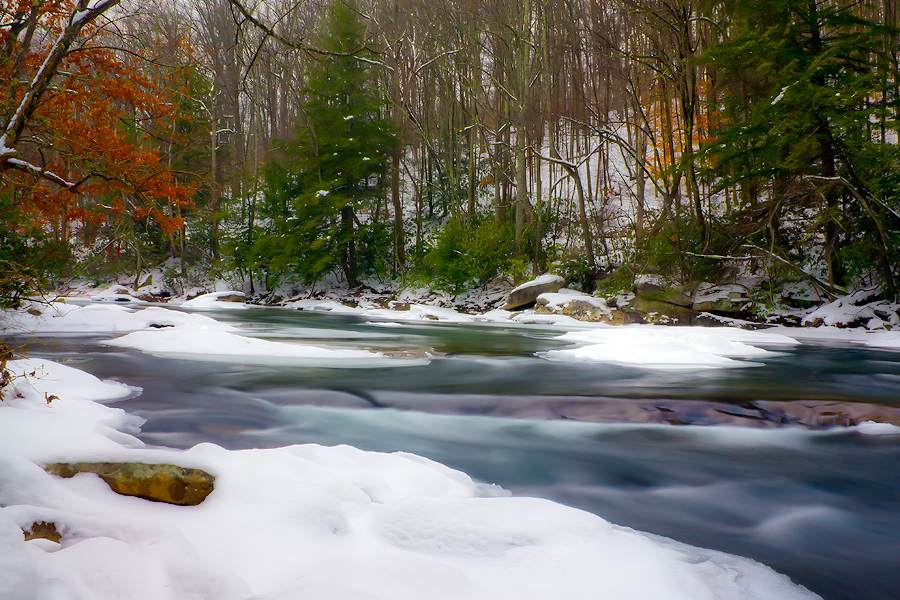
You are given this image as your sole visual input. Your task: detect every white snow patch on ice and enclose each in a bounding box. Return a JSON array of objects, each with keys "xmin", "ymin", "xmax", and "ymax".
[
  {"xmin": 101, "ymin": 327, "xmax": 414, "ymax": 367},
  {"xmin": 855, "ymin": 420, "xmax": 900, "ymax": 436},
  {"xmin": 860, "ymin": 330, "xmax": 900, "ymax": 349},
  {"xmin": 541, "ymin": 326, "xmax": 798, "ymax": 369}
]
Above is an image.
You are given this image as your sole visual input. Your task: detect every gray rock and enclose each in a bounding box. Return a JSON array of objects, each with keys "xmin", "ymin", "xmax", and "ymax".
[{"xmin": 503, "ymin": 275, "xmax": 564, "ymax": 310}]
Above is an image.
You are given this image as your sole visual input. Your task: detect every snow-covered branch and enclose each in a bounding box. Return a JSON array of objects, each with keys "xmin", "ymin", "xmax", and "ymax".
[
  {"xmin": 3, "ymin": 157, "xmax": 77, "ymax": 189},
  {"xmin": 0, "ymin": 0, "xmax": 123, "ymax": 170}
]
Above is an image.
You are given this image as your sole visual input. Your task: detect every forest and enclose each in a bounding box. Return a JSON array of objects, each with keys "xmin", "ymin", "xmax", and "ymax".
[{"xmin": 2, "ymin": 0, "xmax": 900, "ymax": 307}]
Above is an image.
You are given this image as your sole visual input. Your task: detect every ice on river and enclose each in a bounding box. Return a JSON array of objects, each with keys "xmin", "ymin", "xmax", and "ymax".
[
  {"xmin": 541, "ymin": 326, "xmax": 800, "ymax": 369},
  {"xmin": 102, "ymin": 327, "xmax": 418, "ymax": 367},
  {"xmin": 0, "ymin": 356, "xmax": 820, "ymax": 600}
]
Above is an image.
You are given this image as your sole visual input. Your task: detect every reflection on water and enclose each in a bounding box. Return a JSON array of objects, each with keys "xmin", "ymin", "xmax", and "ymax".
[{"xmin": 8, "ymin": 307, "xmax": 900, "ymax": 600}]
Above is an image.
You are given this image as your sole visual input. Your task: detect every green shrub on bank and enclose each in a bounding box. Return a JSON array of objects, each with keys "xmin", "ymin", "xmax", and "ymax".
[{"xmin": 414, "ymin": 217, "xmax": 518, "ymax": 292}]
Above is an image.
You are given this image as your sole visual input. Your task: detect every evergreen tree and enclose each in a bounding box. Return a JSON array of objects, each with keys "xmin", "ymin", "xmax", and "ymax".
[
  {"xmin": 704, "ymin": 0, "xmax": 900, "ymax": 294},
  {"xmin": 248, "ymin": 0, "xmax": 395, "ymax": 289}
]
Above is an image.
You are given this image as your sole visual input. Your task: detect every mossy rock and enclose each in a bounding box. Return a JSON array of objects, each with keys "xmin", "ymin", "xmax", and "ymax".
[
  {"xmin": 216, "ymin": 293, "xmax": 245, "ymax": 303},
  {"xmin": 630, "ymin": 297, "xmax": 697, "ymax": 325},
  {"xmin": 692, "ymin": 296, "xmax": 747, "ymax": 314},
  {"xmin": 634, "ymin": 282, "xmax": 693, "ymax": 308},
  {"xmin": 45, "ymin": 462, "xmax": 215, "ymax": 506},
  {"xmin": 560, "ymin": 299, "xmax": 609, "ymax": 321}
]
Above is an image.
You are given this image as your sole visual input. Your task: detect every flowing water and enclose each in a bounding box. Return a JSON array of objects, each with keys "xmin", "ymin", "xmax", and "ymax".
[{"xmin": 10, "ymin": 307, "xmax": 900, "ymax": 600}]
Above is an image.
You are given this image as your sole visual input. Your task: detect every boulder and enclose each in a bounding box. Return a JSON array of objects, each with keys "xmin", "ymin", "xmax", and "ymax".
[
  {"xmin": 216, "ymin": 293, "xmax": 245, "ymax": 303},
  {"xmin": 630, "ymin": 297, "xmax": 697, "ymax": 325},
  {"xmin": 692, "ymin": 294, "xmax": 748, "ymax": 314},
  {"xmin": 560, "ymin": 299, "xmax": 608, "ymax": 321},
  {"xmin": 45, "ymin": 462, "xmax": 215, "ymax": 506},
  {"xmin": 606, "ymin": 308, "xmax": 646, "ymax": 325},
  {"xmin": 634, "ymin": 282, "xmax": 693, "ymax": 308},
  {"xmin": 503, "ymin": 274, "xmax": 564, "ymax": 310},
  {"xmin": 691, "ymin": 286, "xmax": 749, "ymax": 314}
]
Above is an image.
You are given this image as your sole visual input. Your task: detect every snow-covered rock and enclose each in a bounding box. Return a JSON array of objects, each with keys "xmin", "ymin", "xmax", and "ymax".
[{"xmin": 503, "ymin": 274, "xmax": 564, "ymax": 310}]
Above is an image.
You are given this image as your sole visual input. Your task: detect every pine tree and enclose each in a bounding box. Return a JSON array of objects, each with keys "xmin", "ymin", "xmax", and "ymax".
[
  {"xmin": 250, "ymin": 0, "xmax": 396, "ymax": 289},
  {"xmin": 704, "ymin": 0, "xmax": 900, "ymax": 294}
]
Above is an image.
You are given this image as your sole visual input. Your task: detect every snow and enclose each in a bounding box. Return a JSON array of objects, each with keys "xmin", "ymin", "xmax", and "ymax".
[
  {"xmin": 1, "ymin": 302, "xmax": 233, "ymax": 334},
  {"xmin": 0, "ymin": 353, "xmax": 820, "ymax": 600},
  {"xmin": 101, "ymin": 327, "xmax": 418, "ymax": 367},
  {"xmin": 537, "ymin": 290, "xmax": 608, "ymax": 310},
  {"xmin": 180, "ymin": 291, "xmax": 247, "ymax": 309},
  {"xmin": 541, "ymin": 326, "xmax": 799, "ymax": 369},
  {"xmin": 800, "ymin": 290, "xmax": 900, "ymax": 329},
  {"xmin": 855, "ymin": 420, "xmax": 900, "ymax": 436},
  {"xmin": 288, "ymin": 299, "xmax": 480, "ymax": 323},
  {"xmin": 772, "ymin": 87, "xmax": 787, "ymax": 104},
  {"xmin": 509, "ymin": 273, "xmax": 564, "ymax": 294},
  {"xmin": 89, "ymin": 284, "xmax": 143, "ymax": 302}
]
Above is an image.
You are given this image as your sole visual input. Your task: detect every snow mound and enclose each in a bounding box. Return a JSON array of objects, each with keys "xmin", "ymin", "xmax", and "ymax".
[
  {"xmin": 0, "ymin": 359, "xmax": 144, "ymax": 461},
  {"xmin": 1, "ymin": 303, "xmax": 234, "ymax": 334},
  {"xmin": 102, "ymin": 327, "xmax": 424, "ymax": 367},
  {"xmin": 89, "ymin": 284, "xmax": 142, "ymax": 302},
  {"xmin": 855, "ymin": 420, "xmax": 900, "ymax": 436},
  {"xmin": 0, "ymin": 357, "xmax": 819, "ymax": 600},
  {"xmin": 859, "ymin": 330, "xmax": 900, "ymax": 349},
  {"xmin": 536, "ymin": 290, "xmax": 609, "ymax": 310},
  {"xmin": 181, "ymin": 291, "xmax": 247, "ymax": 309},
  {"xmin": 541, "ymin": 326, "xmax": 798, "ymax": 369},
  {"xmin": 802, "ymin": 290, "xmax": 900, "ymax": 329}
]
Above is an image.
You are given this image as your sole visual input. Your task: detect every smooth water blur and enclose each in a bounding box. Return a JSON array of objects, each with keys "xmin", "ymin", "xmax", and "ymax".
[{"xmin": 11, "ymin": 307, "xmax": 900, "ymax": 600}]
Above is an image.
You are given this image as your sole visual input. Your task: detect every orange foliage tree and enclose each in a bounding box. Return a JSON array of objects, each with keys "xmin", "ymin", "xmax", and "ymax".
[{"xmin": 1, "ymin": 0, "xmax": 196, "ymax": 291}]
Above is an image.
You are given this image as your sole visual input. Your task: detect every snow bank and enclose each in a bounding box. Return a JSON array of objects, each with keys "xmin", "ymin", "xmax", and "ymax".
[
  {"xmin": 855, "ymin": 420, "xmax": 900, "ymax": 436},
  {"xmin": 801, "ymin": 289, "xmax": 900, "ymax": 329},
  {"xmin": 1, "ymin": 302, "xmax": 234, "ymax": 334},
  {"xmin": 0, "ymin": 359, "xmax": 143, "ymax": 462},
  {"xmin": 180, "ymin": 291, "xmax": 247, "ymax": 309},
  {"xmin": 89, "ymin": 284, "xmax": 143, "ymax": 303},
  {"xmin": 101, "ymin": 327, "xmax": 415, "ymax": 367},
  {"xmin": 541, "ymin": 326, "xmax": 799, "ymax": 369},
  {"xmin": 0, "ymin": 356, "xmax": 819, "ymax": 600}
]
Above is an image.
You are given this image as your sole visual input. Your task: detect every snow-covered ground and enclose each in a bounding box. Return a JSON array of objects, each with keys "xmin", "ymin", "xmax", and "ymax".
[{"xmin": 0, "ymin": 299, "xmax": 862, "ymax": 599}]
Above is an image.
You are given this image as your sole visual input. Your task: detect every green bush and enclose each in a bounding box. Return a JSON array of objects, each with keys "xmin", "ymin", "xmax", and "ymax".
[{"xmin": 417, "ymin": 217, "xmax": 518, "ymax": 292}]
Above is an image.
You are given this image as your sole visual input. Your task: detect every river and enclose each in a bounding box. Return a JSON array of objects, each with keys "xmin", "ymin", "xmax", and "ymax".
[{"xmin": 10, "ymin": 306, "xmax": 900, "ymax": 600}]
